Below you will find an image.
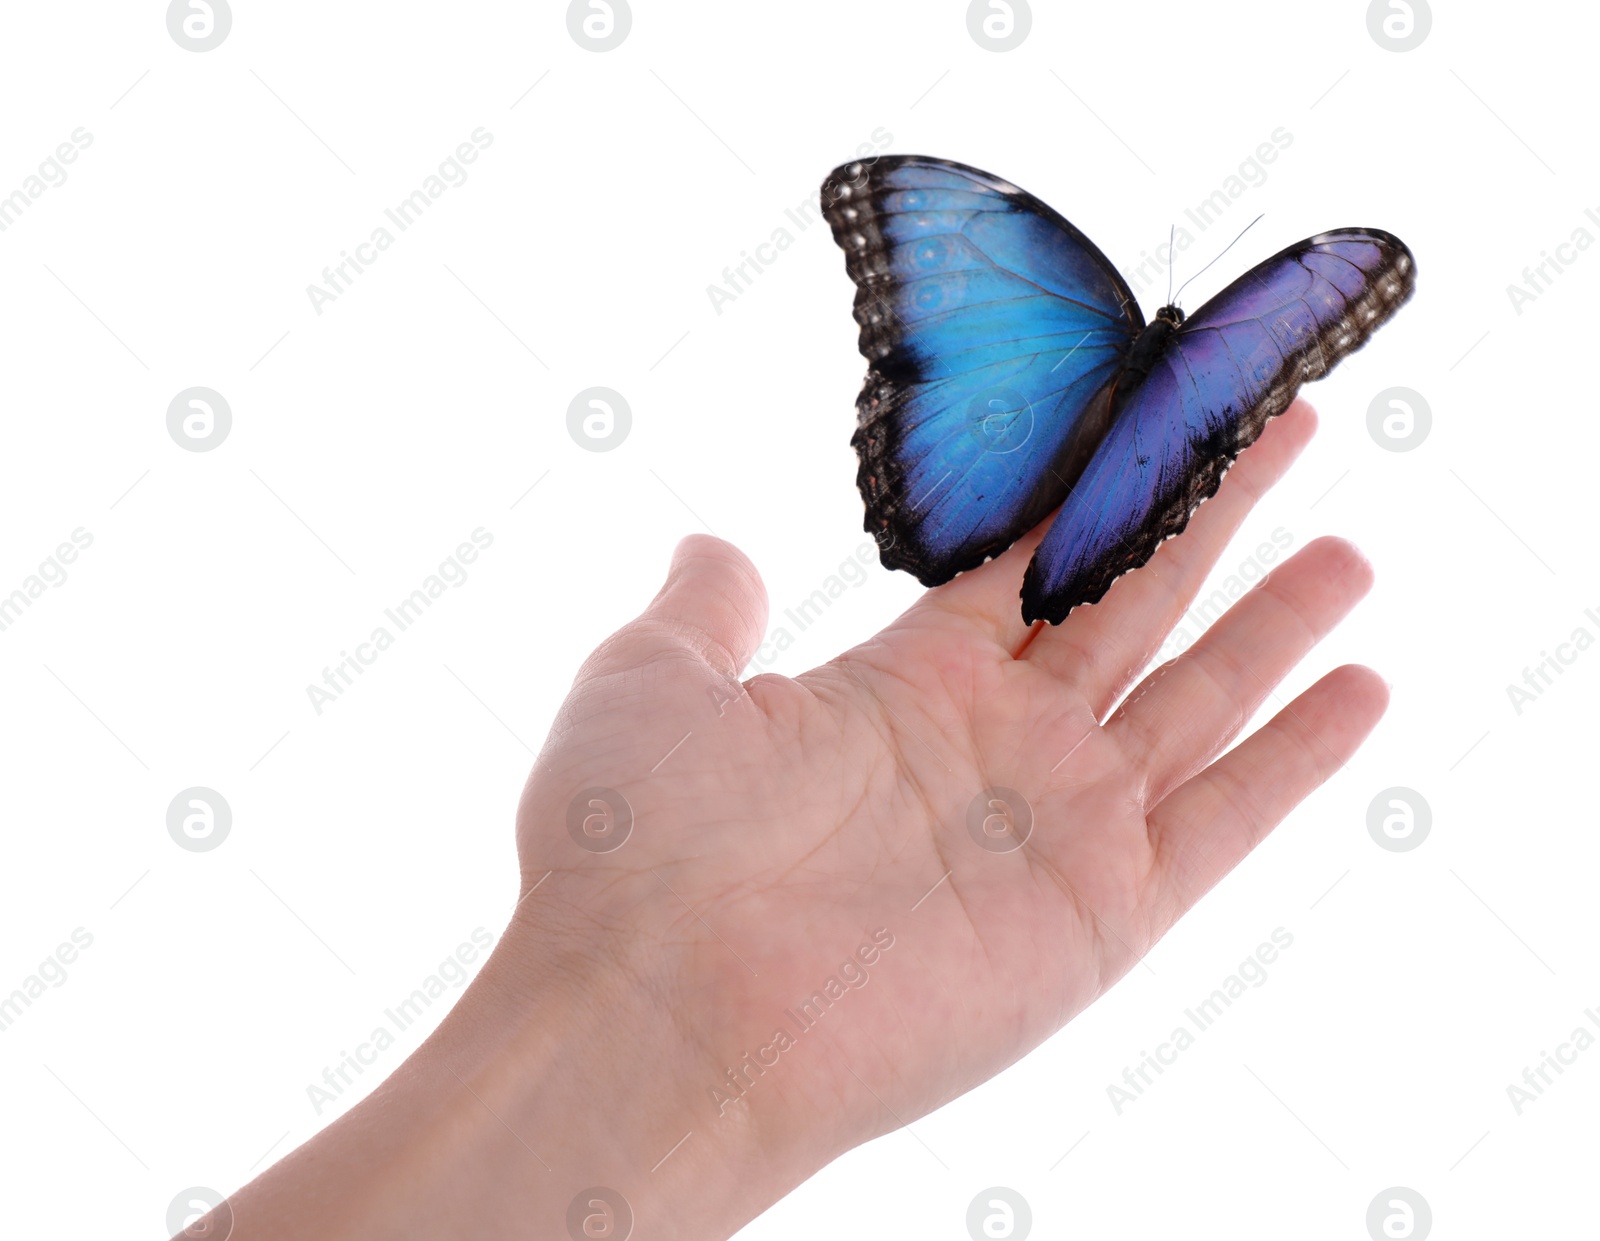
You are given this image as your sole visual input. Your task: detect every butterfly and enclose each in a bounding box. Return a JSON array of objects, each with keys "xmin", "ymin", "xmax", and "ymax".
[{"xmin": 821, "ymin": 154, "xmax": 1415, "ymax": 625}]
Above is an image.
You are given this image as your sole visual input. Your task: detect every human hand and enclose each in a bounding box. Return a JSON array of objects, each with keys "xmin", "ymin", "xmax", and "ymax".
[
  {"xmin": 219, "ymin": 397, "xmax": 1386, "ymax": 1241},
  {"xmin": 508, "ymin": 396, "xmax": 1385, "ymax": 1225}
]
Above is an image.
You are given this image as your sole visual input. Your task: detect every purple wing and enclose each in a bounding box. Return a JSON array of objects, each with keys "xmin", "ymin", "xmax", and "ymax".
[{"xmin": 1020, "ymin": 229, "xmax": 1415, "ymax": 625}]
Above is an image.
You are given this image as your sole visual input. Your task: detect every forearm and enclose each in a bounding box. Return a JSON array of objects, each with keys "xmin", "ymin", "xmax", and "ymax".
[{"xmin": 218, "ymin": 929, "xmax": 800, "ymax": 1241}]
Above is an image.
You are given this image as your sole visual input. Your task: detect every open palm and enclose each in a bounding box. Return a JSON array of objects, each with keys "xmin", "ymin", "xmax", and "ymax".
[{"xmin": 512, "ymin": 399, "xmax": 1386, "ymax": 1182}]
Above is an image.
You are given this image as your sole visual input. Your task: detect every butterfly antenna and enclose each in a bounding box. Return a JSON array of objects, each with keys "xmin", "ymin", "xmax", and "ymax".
[
  {"xmin": 1165, "ymin": 223, "xmax": 1176, "ymax": 306},
  {"xmin": 1172, "ymin": 212, "xmax": 1264, "ymax": 306}
]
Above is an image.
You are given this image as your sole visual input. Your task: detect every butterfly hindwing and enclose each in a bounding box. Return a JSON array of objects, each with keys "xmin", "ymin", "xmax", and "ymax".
[
  {"xmin": 1020, "ymin": 229, "xmax": 1416, "ymax": 624},
  {"xmin": 822, "ymin": 155, "xmax": 1143, "ymax": 585}
]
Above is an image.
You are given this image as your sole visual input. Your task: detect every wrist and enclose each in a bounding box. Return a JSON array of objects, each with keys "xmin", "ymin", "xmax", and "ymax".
[
  {"xmin": 225, "ymin": 920, "xmax": 810, "ymax": 1240},
  {"xmin": 431, "ymin": 925, "xmax": 796, "ymax": 1240}
]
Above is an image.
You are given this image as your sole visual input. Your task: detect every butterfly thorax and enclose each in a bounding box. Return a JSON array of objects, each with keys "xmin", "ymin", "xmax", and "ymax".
[{"xmin": 1120, "ymin": 304, "xmax": 1185, "ymax": 384}]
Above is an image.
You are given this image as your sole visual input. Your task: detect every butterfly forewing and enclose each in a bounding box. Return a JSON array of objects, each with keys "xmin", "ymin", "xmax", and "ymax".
[{"xmin": 821, "ymin": 155, "xmax": 1143, "ymax": 585}]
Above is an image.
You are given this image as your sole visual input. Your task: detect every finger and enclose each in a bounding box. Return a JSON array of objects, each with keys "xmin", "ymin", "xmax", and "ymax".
[
  {"xmin": 1146, "ymin": 664, "xmax": 1389, "ymax": 917},
  {"xmin": 584, "ymin": 534, "xmax": 769, "ymax": 679},
  {"xmin": 1110, "ymin": 536, "xmax": 1374, "ymax": 803},
  {"xmin": 1021, "ymin": 399, "xmax": 1318, "ymax": 714}
]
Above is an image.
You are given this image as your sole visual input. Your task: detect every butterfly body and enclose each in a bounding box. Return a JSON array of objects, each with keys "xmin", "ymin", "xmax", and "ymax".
[
  {"xmin": 1114, "ymin": 305, "xmax": 1184, "ymax": 398},
  {"xmin": 821, "ymin": 155, "xmax": 1415, "ymax": 624}
]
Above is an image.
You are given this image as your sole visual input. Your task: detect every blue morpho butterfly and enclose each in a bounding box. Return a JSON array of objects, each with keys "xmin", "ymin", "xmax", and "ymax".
[{"xmin": 821, "ymin": 155, "xmax": 1415, "ymax": 624}]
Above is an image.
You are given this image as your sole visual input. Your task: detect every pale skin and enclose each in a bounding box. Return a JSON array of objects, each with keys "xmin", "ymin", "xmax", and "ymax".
[{"xmin": 207, "ymin": 399, "xmax": 1386, "ymax": 1240}]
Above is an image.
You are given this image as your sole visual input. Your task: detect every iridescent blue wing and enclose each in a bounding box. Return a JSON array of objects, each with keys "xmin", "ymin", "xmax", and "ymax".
[
  {"xmin": 1021, "ymin": 229, "xmax": 1415, "ymax": 624},
  {"xmin": 822, "ymin": 155, "xmax": 1142, "ymax": 585}
]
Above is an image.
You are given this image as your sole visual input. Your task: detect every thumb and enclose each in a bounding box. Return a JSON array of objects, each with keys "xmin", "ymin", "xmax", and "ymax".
[{"xmin": 617, "ymin": 534, "xmax": 769, "ymax": 678}]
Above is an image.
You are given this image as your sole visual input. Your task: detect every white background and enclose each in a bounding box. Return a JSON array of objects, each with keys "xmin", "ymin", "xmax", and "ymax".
[{"xmin": 0, "ymin": 0, "xmax": 1593, "ymax": 1236}]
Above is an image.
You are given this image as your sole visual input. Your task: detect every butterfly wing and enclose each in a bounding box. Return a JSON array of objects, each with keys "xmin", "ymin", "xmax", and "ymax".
[
  {"xmin": 1021, "ymin": 228, "xmax": 1416, "ymax": 624},
  {"xmin": 822, "ymin": 155, "xmax": 1143, "ymax": 585}
]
